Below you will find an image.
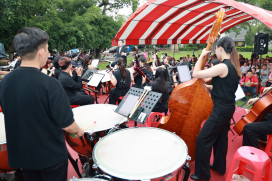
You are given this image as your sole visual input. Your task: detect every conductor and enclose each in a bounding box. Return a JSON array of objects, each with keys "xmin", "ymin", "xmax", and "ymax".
[{"xmin": 104, "ymin": 40, "xmax": 128, "ymax": 66}]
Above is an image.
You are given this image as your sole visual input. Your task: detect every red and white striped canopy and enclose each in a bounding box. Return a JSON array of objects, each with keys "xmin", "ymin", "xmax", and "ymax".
[{"xmin": 112, "ymin": 0, "xmax": 272, "ymax": 45}]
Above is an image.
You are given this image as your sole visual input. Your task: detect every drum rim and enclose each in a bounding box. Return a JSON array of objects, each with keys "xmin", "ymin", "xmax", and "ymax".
[
  {"xmin": 92, "ymin": 127, "xmax": 188, "ymax": 180},
  {"xmin": 72, "ymin": 104, "xmax": 127, "ymax": 133}
]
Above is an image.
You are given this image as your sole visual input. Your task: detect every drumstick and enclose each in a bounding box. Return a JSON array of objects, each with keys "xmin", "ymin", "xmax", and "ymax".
[
  {"xmin": 129, "ymin": 86, "xmax": 151, "ymax": 119},
  {"xmin": 129, "ymin": 88, "xmax": 147, "ymax": 118}
]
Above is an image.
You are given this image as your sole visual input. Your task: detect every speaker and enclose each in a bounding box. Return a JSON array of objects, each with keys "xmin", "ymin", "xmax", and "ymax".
[{"xmin": 254, "ymin": 33, "xmax": 269, "ymax": 55}]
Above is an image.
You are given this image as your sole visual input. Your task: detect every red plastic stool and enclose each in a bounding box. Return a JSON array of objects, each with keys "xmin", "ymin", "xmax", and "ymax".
[
  {"xmin": 71, "ymin": 105, "xmax": 80, "ymax": 108},
  {"xmin": 144, "ymin": 112, "xmax": 165, "ymax": 127},
  {"xmin": 265, "ymin": 134, "xmax": 272, "ymax": 158},
  {"xmin": 225, "ymin": 146, "xmax": 271, "ymax": 181}
]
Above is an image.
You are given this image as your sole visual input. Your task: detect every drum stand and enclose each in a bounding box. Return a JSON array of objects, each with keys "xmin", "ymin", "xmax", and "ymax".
[
  {"xmin": 83, "ymin": 86, "xmax": 99, "ymax": 104},
  {"xmin": 103, "ymin": 82, "xmax": 112, "ymax": 104},
  {"xmin": 182, "ymin": 156, "xmax": 191, "ymax": 181}
]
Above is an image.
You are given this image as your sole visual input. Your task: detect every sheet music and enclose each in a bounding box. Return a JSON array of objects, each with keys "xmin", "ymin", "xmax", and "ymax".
[
  {"xmin": 177, "ymin": 65, "xmax": 191, "ymax": 82},
  {"xmin": 117, "ymin": 94, "xmax": 139, "ymax": 117},
  {"xmin": 98, "ymin": 70, "xmax": 111, "ymax": 82},
  {"xmin": 87, "ymin": 73, "xmax": 104, "ymax": 87},
  {"xmin": 235, "ymin": 84, "xmax": 245, "ymax": 101},
  {"xmin": 91, "ymin": 59, "xmax": 99, "ymax": 68}
]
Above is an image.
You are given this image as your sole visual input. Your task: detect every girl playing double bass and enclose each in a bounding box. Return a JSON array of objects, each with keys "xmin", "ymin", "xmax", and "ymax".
[{"xmin": 190, "ymin": 36, "xmax": 242, "ymax": 181}]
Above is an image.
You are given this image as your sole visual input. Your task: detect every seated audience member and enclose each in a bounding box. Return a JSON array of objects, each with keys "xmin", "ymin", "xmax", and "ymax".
[
  {"xmin": 267, "ymin": 72, "xmax": 272, "ymax": 87},
  {"xmin": 178, "ymin": 56, "xmax": 192, "ymax": 71},
  {"xmin": 151, "ymin": 67, "xmax": 172, "ymax": 114},
  {"xmin": 260, "ymin": 64, "xmax": 269, "ymax": 86},
  {"xmin": 109, "ymin": 58, "xmax": 131, "ymax": 104},
  {"xmin": 240, "ymin": 69, "xmax": 258, "ymax": 97},
  {"xmin": 243, "ymin": 87, "xmax": 272, "ymax": 148},
  {"xmin": 58, "ymin": 57, "xmax": 94, "ymax": 105},
  {"xmin": 241, "ymin": 62, "xmax": 249, "ymax": 77}
]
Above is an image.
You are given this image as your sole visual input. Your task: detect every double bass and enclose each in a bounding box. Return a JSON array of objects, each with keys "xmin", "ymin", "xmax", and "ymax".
[
  {"xmin": 158, "ymin": 9, "xmax": 225, "ymax": 160},
  {"xmin": 233, "ymin": 89, "xmax": 272, "ymax": 135}
]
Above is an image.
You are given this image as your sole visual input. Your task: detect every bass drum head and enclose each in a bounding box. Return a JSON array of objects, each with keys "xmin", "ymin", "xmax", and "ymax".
[{"xmin": 93, "ymin": 127, "xmax": 188, "ymax": 180}]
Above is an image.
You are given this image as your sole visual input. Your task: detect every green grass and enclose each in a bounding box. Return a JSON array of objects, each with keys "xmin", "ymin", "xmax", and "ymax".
[{"xmin": 236, "ymin": 94, "xmax": 253, "ymax": 109}]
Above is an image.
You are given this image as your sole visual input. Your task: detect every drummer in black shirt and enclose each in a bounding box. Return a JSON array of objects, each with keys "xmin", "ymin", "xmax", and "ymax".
[
  {"xmin": 109, "ymin": 57, "xmax": 131, "ymax": 104},
  {"xmin": 0, "ymin": 27, "xmax": 84, "ymax": 181}
]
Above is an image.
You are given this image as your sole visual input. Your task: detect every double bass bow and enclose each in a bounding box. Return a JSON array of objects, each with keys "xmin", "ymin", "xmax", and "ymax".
[
  {"xmin": 157, "ymin": 8, "xmax": 225, "ymax": 160},
  {"xmin": 233, "ymin": 88, "xmax": 272, "ymax": 135}
]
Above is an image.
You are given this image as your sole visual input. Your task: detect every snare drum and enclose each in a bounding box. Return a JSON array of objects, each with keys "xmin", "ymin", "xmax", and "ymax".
[
  {"xmin": 0, "ymin": 112, "xmax": 14, "ymax": 172},
  {"xmin": 93, "ymin": 127, "xmax": 188, "ymax": 181},
  {"xmin": 65, "ymin": 104, "xmax": 127, "ymax": 157}
]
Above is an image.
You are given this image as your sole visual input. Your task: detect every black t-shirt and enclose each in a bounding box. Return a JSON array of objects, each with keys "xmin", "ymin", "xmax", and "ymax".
[
  {"xmin": 0, "ymin": 67, "xmax": 74, "ymax": 170},
  {"xmin": 211, "ymin": 59, "xmax": 240, "ymax": 105},
  {"xmin": 113, "ymin": 69, "xmax": 131, "ymax": 89},
  {"xmin": 58, "ymin": 71, "xmax": 83, "ymax": 98}
]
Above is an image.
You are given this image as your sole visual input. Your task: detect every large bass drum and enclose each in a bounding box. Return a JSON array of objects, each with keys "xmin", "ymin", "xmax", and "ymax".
[
  {"xmin": 65, "ymin": 104, "xmax": 127, "ymax": 157},
  {"xmin": 93, "ymin": 127, "xmax": 188, "ymax": 181}
]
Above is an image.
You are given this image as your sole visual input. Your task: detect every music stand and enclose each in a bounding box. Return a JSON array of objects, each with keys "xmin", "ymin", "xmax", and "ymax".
[
  {"xmin": 115, "ymin": 87, "xmax": 162, "ymax": 126},
  {"xmin": 83, "ymin": 73, "xmax": 104, "ymax": 104},
  {"xmin": 82, "ymin": 69, "xmax": 97, "ymax": 81},
  {"xmin": 177, "ymin": 65, "xmax": 192, "ymax": 83}
]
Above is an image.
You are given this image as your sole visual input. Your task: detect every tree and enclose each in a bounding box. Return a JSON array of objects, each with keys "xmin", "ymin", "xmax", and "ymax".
[
  {"xmin": 0, "ymin": 0, "xmax": 125, "ymax": 57},
  {"xmin": 228, "ymin": 0, "xmax": 272, "ymax": 46},
  {"xmin": 96, "ymin": 0, "xmax": 133, "ymax": 15},
  {"xmin": 0, "ymin": 0, "xmax": 51, "ymax": 52}
]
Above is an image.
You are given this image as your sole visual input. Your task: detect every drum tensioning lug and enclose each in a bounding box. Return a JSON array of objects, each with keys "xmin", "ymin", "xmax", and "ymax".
[
  {"xmin": 92, "ymin": 163, "xmax": 98, "ymax": 170},
  {"xmin": 186, "ymin": 155, "xmax": 191, "ymax": 162},
  {"xmin": 182, "ymin": 155, "xmax": 191, "ymax": 181}
]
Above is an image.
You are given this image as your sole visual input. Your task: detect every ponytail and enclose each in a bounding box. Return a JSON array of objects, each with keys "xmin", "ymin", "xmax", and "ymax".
[
  {"xmin": 117, "ymin": 57, "xmax": 126, "ymax": 80},
  {"xmin": 217, "ymin": 36, "xmax": 242, "ymax": 78},
  {"xmin": 231, "ymin": 47, "xmax": 242, "ymax": 78}
]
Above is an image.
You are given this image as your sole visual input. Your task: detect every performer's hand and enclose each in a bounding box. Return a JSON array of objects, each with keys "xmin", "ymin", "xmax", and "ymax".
[
  {"xmin": 247, "ymin": 97, "xmax": 259, "ymax": 106},
  {"xmin": 121, "ymin": 52, "xmax": 126, "ymax": 56},
  {"xmin": 200, "ymin": 48, "xmax": 210, "ymax": 57},
  {"xmin": 75, "ymin": 67, "xmax": 83, "ymax": 76},
  {"xmin": 263, "ymin": 87, "xmax": 272, "ymax": 93},
  {"xmin": 76, "ymin": 127, "xmax": 84, "ymax": 138}
]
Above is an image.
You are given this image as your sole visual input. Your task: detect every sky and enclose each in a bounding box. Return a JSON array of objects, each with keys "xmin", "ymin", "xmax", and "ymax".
[{"xmin": 117, "ymin": 0, "xmax": 147, "ymax": 16}]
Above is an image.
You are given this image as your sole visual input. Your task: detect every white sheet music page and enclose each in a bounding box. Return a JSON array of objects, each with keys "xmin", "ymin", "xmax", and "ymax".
[
  {"xmin": 177, "ymin": 65, "xmax": 191, "ymax": 82},
  {"xmin": 98, "ymin": 70, "xmax": 111, "ymax": 82},
  {"xmin": 118, "ymin": 94, "xmax": 139, "ymax": 117},
  {"xmin": 91, "ymin": 59, "xmax": 99, "ymax": 68},
  {"xmin": 235, "ymin": 84, "xmax": 245, "ymax": 101},
  {"xmin": 87, "ymin": 73, "xmax": 104, "ymax": 87}
]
